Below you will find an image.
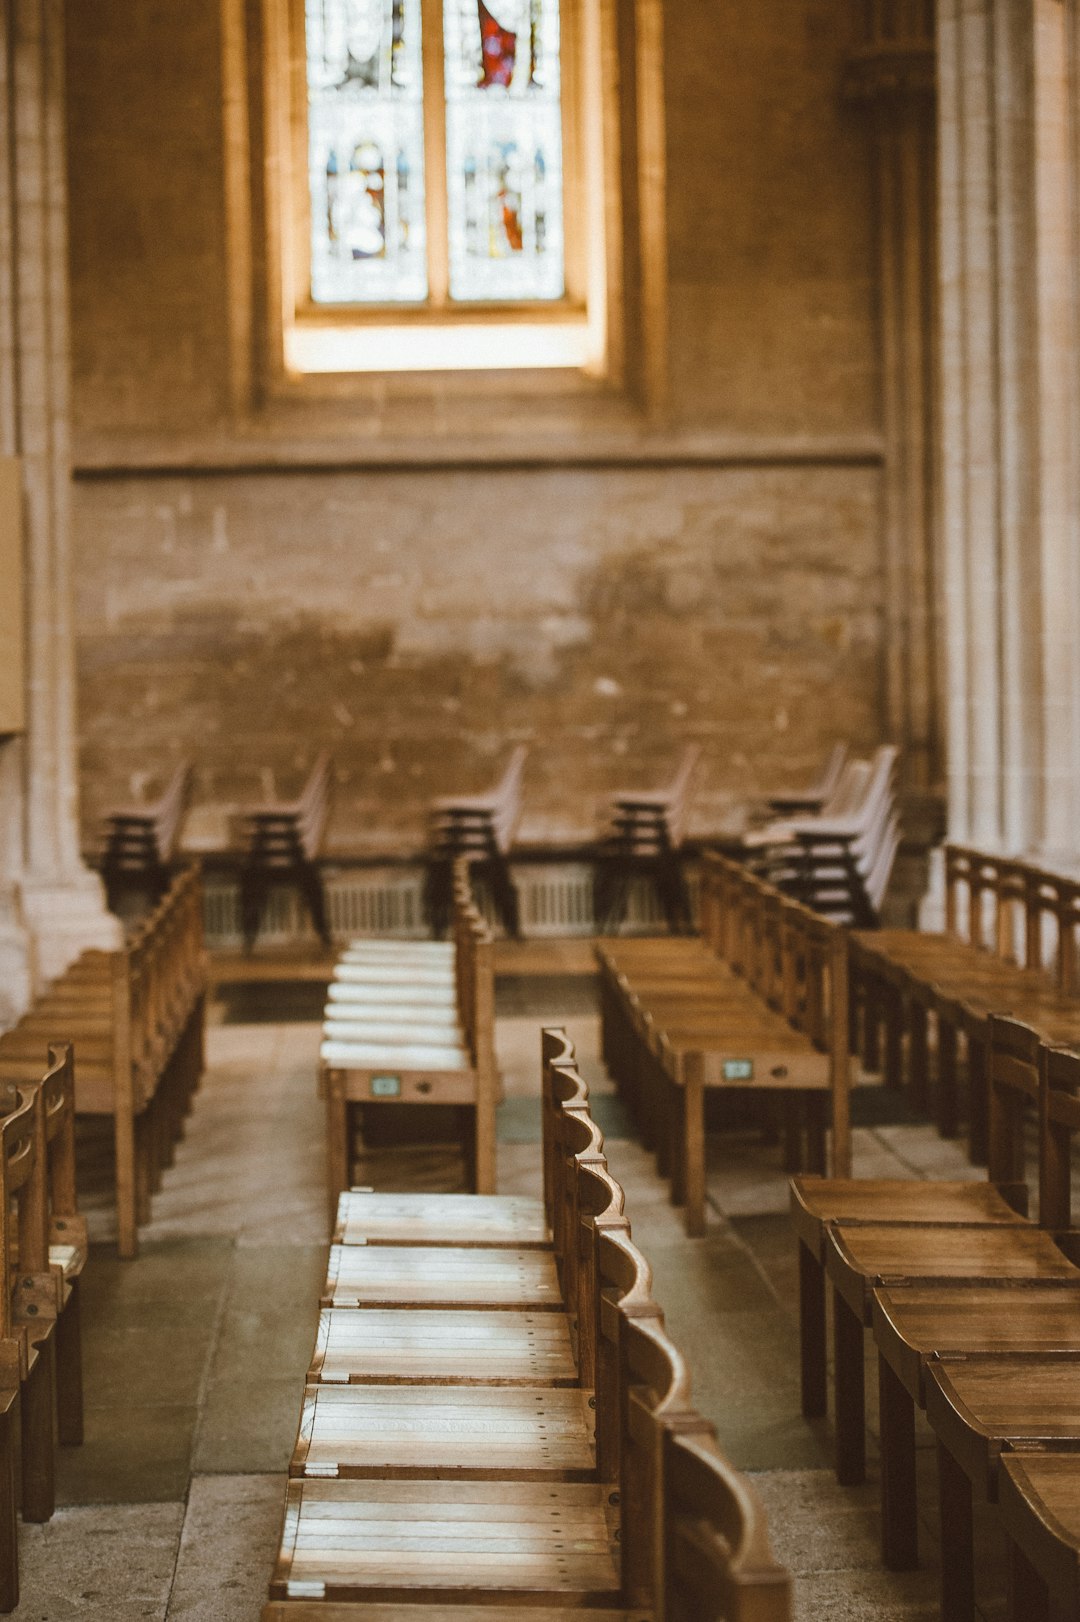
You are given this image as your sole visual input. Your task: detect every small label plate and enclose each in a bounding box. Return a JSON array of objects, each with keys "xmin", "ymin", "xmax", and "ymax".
[
  {"xmin": 722, "ymin": 1058, "xmax": 754, "ymax": 1082},
  {"xmin": 370, "ymin": 1074, "xmax": 402, "ymax": 1098}
]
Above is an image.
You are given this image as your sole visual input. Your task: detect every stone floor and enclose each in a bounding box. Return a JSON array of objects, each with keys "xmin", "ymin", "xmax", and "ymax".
[{"xmin": 12, "ymin": 967, "xmax": 1011, "ymax": 1619}]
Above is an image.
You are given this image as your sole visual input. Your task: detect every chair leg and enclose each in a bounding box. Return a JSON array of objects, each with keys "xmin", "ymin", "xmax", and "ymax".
[
  {"xmin": 833, "ymin": 1290, "xmax": 866, "ymax": 1485},
  {"xmin": 938, "ymin": 1439, "xmax": 975, "ymax": 1622},
  {"xmin": 0, "ymin": 1400, "xmax": 17, "ymax": 1613},
  {"xmin": 56, "ymin": 1279, "xmax": 84, "ymax": 1447},
  {"xmin": 798, "ymin": 1242, "xmax": 827, "ymax": 1418},
  {"xmin": 20, "ymin": 1343, "xmax": 55, "ymax": 1524},
  {"xmin": 299, "ymin": 861, "xmax": 332, "ymax": 947},
  {"xmin": 238, "ymin": 865, "xmax": 266, "ymax": 952},
  {"xmin": 878, "ymin": 1353, "xmax": 918, "ymax": 1570}
]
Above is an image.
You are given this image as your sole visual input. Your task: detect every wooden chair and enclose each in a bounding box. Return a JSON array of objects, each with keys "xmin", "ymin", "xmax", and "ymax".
[
  {"xmin": 594, "ymin": 743, "xmax": 701, "ymax": 935},
  {"xmin": 238, "ymin": 750, "xmax": 332, "ymax": 950},
  {"xmin": 763, "ymin": 740, "xmax": 849, "ymax": 819},
  {"xmin": 100, "ymin": 757, "xmax": 192, "ymax": 913},
  {"xmin": 321, "ymin": 865, "xmax": 498, "ymax": 1209},
  {"xmin": 424, "ymin": 744, "xmax": 527, "ymax": 938},
  {"xmin": 0, "ymin": 866, "xmax": 206, "ymax": 1257}
]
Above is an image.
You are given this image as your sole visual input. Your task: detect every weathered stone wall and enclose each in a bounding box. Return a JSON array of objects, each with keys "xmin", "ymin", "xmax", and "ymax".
[{"xmin": 65, "ymin": 1, "xmax": 885, "ymax": 853}]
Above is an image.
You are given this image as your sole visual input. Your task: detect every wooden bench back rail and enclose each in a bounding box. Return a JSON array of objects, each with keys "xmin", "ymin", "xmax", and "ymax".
[
  {"xmin": 126, "ymin": 864, "xmax": 205, "ymax": 1101},
  {"xmin": 664, "ymin": 1429, "xmax": 792, "ymax": 1622},
  {"xmin": 1039, "ymin": 1036, "xmax": 1080, "ymax": 1235},
  {"xmin": 944, "ymin": 843, "xmax": 1080, "ymax": 993},
  {"xmin": 0, "ymin": 1087, "xmax": 43, "ymax": 1339},
  {"xmin": 36, "ymin": 1045, "xmax": 78, "ymax": 1228},
  {"xmin": 540, "ymin": 1025, "xmax": 586, "ymax": 1229},
  {"xmin": 702, "ymin": 850, "xmax": 851, "ymax": 1088}
]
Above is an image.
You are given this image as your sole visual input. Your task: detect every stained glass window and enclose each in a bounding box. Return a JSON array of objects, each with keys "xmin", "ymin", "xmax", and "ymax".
[
  {"xmin": 305, "ymin": 0, "xmax": 565, "ymax": 308},
  {"xmin": 443, "ymin": 0, "xmax": 565, "ymax": 301},
  {"xmin": 306, "ymin": 0, "xmax": 428, "ymax": 303}
]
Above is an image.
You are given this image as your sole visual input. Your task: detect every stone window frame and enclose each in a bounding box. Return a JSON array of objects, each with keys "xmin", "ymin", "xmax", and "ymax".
[{"xmin": 221, "ymin": 0, "xmax": 669, "ymax": 414}]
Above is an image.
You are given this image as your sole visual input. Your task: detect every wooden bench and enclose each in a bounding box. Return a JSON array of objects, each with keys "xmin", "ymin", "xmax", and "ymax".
[
  {"xmin": 424, "ymin": 745, "xmax": 527, "ymax": 939},
  {"xmin": 99, "ymin": 757, "xmax": 193, "ymax": 913},
  {"xmin": 793, "ymin": 1016, "xmax": 1080, "ymax": 1620},
  {"xmin": 0, "ymin": 1044, "xmax": 91, "ymax": 1611},
  {"xmin": 239, "ymin": 750, "xmax": 332, "ymax": 950},
  {"xmin": 593, "ymin": 743, "xmax": 701, "ymax": 936},
  {"xmin": 321, "ymin": 862, "xmax": 498, "ymax": 1209},
  {"xmin": 263, "ymin": 1028, "xmax": 791, "ymax": 1620},
  {"xmin": 597, "ymin": 850, "xmax": 851, "ymax": 1235},
  {"xmin": 0, "ymin": 865, "xmax": 206, "ymax": 1257},
  {"xmin": 850, "ymin": 842, "xmax": 1080, "ymax": 1157}
]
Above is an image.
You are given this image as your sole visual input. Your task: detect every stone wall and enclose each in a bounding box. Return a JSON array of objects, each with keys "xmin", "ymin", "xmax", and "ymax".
[{"xmin": 65, "ymin": 0, "xmax": 886, "ymax": 854}]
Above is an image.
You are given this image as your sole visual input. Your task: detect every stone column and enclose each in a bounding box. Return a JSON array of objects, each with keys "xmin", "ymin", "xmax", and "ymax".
[
  {"xmin": 0, "ymin": 0, "xmax": 118, "ymax": 1024},
  {"xmin": 844, "ymin": 3, "xmax": 942, "ymax": 795},
  {"xmin": 936, "ymin": 0, "xmax": 1080, "ymax": 858}
]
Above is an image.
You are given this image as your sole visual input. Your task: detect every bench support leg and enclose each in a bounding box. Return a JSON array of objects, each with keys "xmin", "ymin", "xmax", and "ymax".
[
  {"xmin": 967, "ymin": 1036, "xmax": 989, "ymax": 1166},
  {"xmin": 883, "ymin": 986, "xmax": 905, "ymax": 1092},
  {"xmin": 682, "ymin": 1064, "xmax": 706, "ymax": 1237},
  {"xmin": 833, "ymin": 1291, "xmax": 865, "ymax": 1485},
  {"xmin": 908, "ymin": 999, "xmax": 930, "ymax": 1114},
  {"xmin": 0, "ymin": 1403, "xmax": 16, "ymax": 1613},
  {"xmin": 21, "ymin": 1343, "xmax": 55, "ymax": 1524},
  {"xmin": 937, "ymin": 1440, "xmax": 974, "ymax": 1622},
  {"xmin": 798, "ymin": 1242, "xmax": 827, "ymax": 1418},
  {"xmin": 56, "ymin": 1279, "xmax": 84, "ymax": 1447},
  {"xmin": 326, "ymin": 1073, "xmax": 350, "ymax": 1222},
  {"xmin": 878, "ymin": 1354, "xmax": 918, "ymax": 1570},
  {"xmin": 936, "ymin": 1018, "xmax": 959, "ymax": 1139}
]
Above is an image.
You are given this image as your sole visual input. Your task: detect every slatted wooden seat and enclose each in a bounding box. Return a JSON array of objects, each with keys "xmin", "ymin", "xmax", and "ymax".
[
  {"xmin": 322, "ymin": 1243, "xmax": 562, "ymax": 1310},
  {"xmin": 0, "ymin": 865, "xmax": 206, "ymax": 1258},
  {"xmin": 321, "ymin": 863, "xmax": 497, "ymax": 1207},
  {"xmin": 264, "ymin": 1028, "xmax": 792, "ymax": 1621},
  {"xmin": 598, "ymin": 850, "xmax": 851, "ymax": 1235},
  {"xmin": 333, "ymin": 1190, "xmax": 548, "ymax": 1248}
]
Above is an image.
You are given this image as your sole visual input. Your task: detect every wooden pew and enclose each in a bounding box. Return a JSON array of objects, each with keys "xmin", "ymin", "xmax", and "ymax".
[
  {"xmin": 849, "ymin": 842, "xmax": 1080, "ymax": 1156},
  {"xmin": 320, "ymin": 864, "xmax": 498, "ymax": 1209},
  {"xmin": 238, "ymin": 750, "xmax": 332, "ymax": 950},
  {"xmin": 263, "ymin": 1029, "xmax": 791, "ymax": 1620},
  {"xmin": 0, "ymin": 866, "xmax": 206, "ymax": 1257},
  {"xmin": 99, "ymin": 757, "xmax": 193, "ymax": 913},
  {"xmin": 594, "ymin": 743, "xmax": 701, "ymax": 935},
  {"xmin": 597, "ymin": 851, "xmax": 851, "ymax": 1235}
]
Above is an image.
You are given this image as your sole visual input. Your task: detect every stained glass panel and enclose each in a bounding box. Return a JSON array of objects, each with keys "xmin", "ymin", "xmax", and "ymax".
[
  {"xmin": 307, "ymin": 0, "xmax": 428, "ymax": 303},
  {"xmin": 443, "ymin": 0, "xmax": 565, "ymax": 301}
]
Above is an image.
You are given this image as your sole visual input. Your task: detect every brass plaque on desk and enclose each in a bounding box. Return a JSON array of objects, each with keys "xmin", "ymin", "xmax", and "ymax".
[{"xmin": 0, "ymin": 458, "xmax": 24, "ymax": 734}]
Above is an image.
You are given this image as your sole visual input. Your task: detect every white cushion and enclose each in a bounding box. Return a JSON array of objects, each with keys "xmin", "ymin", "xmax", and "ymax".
[
  {"xmin": 327, "ymin": 980, "xmax": 457, "ymax": 1008},
  {"xmin": 320, "ymin": 1038, "xmax": 469, "ymax": 1070}
]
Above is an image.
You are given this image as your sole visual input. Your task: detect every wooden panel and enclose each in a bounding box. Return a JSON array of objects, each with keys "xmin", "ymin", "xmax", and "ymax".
[
  {"xmin": 291, "ymin": 1385, "xmax": 596, "ymax": 1480},
  {"xmin": 322, "ymin": 1246, "xmax": 562, "ymax": 1310},
  {"xmin": 334, "ymin": 1192, "xmax": 549, "ymax": 1248},
  {"xmin": 270, "ymin": 1479, "xmax": 620, "ymax": 1604},
  {"xmin": 309, "ymin": 1309, "xmax": 577, "ymax": 1386},
  {"xmin": 0, "ymin": 458, "xmax": 24, "ymax": 735}
]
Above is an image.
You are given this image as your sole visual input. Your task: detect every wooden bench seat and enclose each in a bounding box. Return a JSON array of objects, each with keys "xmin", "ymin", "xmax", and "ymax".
[
  {"xmin": 0, "ymin": 865, "xmax": 205, "ymax": 1257},
  {"xmin": 998, "ymin": 1452, "xmax": 1080, "ymax": 1621},
  {"xmin": 308, "ymin": 1309, "xmax": 578, "ymax": 1387},
  {"xmin": 263, "ymin": 1027, "xmax": 791, "ymax": 1622},
  {"xmin": 322, "ymin": 865, "xmax": 497, "ymax": 1209},
  {"xmin": 325, "ymin": 980, "xmax": 457, "ymax": 1008},
  {"xmin": 333, "ymin": 1190, "xmax": 548, "ymax": 1247},
  {"xmin": 292, "ymin": 1385, "xmax": 596, "ymax": 1480},
  {"xmin": 269, "ymin": 1479, "xmax": 620, "ymax": 1608},
  {"xmin": 322, "ymin": 1245, "xmax": 562, "ymax": 1310},
  {"xmin": 599, "ymin": 850, "xmax": 851, "ymax": 1234}
]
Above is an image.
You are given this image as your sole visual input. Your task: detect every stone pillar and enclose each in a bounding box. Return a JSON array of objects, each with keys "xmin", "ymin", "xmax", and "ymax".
[
  {"xmin": 936, "ymin": 0, "xmax": 1080, "ymax": 859},
  {"xmin": 844, "ymin": 3, "xmax": 942, "ymax": 794},
  {"xmin": 0, "ymin": 0, "xmax": 119, "ymax": 1024}
]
